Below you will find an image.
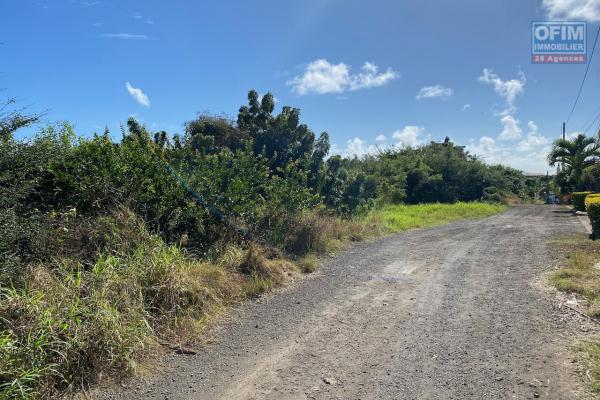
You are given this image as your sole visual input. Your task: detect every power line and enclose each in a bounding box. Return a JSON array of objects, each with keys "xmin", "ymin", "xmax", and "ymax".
[
  {"xmin": 566, "ymin": 23, "xmax": 600, "ymax": 124},
  {"xmin": 594, "ymin": 115, "xmax": 600, "ymax": 138},
  {"xmin": 584, "ymin": 107, "xmax": 600, "ymax": 134},
  {"xmin": 580, "ymin": 104, "xmax": 600, "ymax": 132}
]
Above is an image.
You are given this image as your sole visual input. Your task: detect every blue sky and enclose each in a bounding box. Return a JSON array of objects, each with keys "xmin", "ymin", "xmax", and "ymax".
[{"xmin": 3, "ymin": 0, "xmax": 600, "ymax": 172}]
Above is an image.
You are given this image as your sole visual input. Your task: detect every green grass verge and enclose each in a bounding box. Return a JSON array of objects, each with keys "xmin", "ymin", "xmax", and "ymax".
[
  {"xmin": 574, "ymin": 340, "xmax": 600, "ymax": 394},
  {"xmin": 549, "ymin": 235, "xmax": 600, "ymax": 311},
  {"xmin": 548, "ymin": 234, "xmax": 600, "ymax": 395},
  {"xmin": 365, "ymin": 202, "xmax": 507, "ymax": 233}
]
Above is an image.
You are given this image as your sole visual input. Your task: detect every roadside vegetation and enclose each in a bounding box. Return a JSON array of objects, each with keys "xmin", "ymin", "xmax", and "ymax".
[
  {"xmin": 550, "ymin": 235, "xmax": 600, "ymax": 316},
  {"xmin": 367, "ymin": 202, "xmax": 505, "ymax": 233},
  {"xmin": 549, "ymin": 234, "xmax": 600, "ymax": 394},
  {"xmin": 545, "ymin": 132, "xmax": 600, "ymax": 395},
  {"xmin": 548, "ymin": 134, "xmax": 600, "ymax": 196},
  {"xmin": 0, "ymin": 91, "xmax": 525, "ymax": 398}
]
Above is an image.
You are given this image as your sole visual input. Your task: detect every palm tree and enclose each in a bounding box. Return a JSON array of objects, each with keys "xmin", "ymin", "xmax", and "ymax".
[{"xmin": 548, "ymin": 133, "xmax": 600, "ymax": 190}]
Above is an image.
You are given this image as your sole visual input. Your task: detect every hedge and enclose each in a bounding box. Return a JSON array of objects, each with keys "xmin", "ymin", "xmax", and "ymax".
[
  {"xmin": 572, "ymin": 191, "xmax": 594, "ymax": 212},
  {"xmin": 586, "ymin": 196, "xmax": 600, "ymax": 239},
  {"xmin": 586, "ymin": 193, "xmax": 600, "ymax": 202}
]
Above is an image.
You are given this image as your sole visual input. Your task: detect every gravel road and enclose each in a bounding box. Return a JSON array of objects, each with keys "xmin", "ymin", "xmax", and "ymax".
[{"xmin": 96, "ymin": 205, "xmax": 587, "ymax": 400}]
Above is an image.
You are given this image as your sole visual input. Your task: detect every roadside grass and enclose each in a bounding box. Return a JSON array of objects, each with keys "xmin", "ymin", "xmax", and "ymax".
[
  {"xmin": 0, "ymin": 202, "xmax": 506, "ymax": 399},
  {"xmin": 284, "ymin": 202, "xmax": 506, "ymax": 256},
  {"xmin": 548, "ymin": 234, "xmax": 600, "ymax": 395},
  {"xmin": 573, "ymin": 340, "xmax": 600, "ymax": 394},
  {"xmin": 365, "ymin": 202, "xmax": 507, "ymax": 233},
  {"xmin": 0, "ymin": 212, "xmax": 291, "ymax": 399},
  {"xmin": 549, "ymin": 234, "xmax": 600, "ymax": 315}
]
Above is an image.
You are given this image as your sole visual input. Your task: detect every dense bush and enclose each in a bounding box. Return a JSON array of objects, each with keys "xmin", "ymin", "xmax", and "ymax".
[
  {"xmin": 341, "ymin": 137, "xmax": 528, "ymax": 206},
  {"xmin": 573, "ymin": 191, "xmax": 594, "ymax": 212},
  {"xmin": 583, "ymin": 164, "xmax": 600, "ymax": 193},
  {"xmin": 0, "ymin": 91, "xmax": 536, "ymax": 289},
  {"xmin": 586, "ymin": 196, "xmax": 600, "ymax": 239}
]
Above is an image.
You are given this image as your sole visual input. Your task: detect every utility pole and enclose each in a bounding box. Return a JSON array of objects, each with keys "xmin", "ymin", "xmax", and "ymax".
[{"xmin": 559, "ymin": 122, "xmax": 566, "ymax": 173}]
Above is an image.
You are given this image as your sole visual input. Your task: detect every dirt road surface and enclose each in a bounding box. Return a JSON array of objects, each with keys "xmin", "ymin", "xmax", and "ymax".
[{"xmin": 96, "ymin": 205, "xmax": 587, "ymax": 400}]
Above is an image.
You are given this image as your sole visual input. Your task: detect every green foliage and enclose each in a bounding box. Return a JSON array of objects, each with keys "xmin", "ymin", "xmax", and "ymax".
[
  {"xmin": 574, "ymin": 339, "xmax": 600, "ymax": 394},
  {"xmin": 572, "ymin": 191, "xmax": 593, "ymax": 212},
  {"xmin": 549, "ymin": 134, "xmax": 600, "ymax": 192},
  {"xmin": 0, "ymin": 123, "xmax": 76, "ymax": 285},
  {"xmin": 583, "ymin": 163, "xmax": 600, "ymax": 192},
  {"xmin": 586, "ymin": 196, "xmax": 600, "ymax": 239},
  {"xmin": 0, "ymin": 210, "xmax": 246, "ymax": 398},
  {"xmin": 342, "ymin": 137, "xmax": 527, "ymax": 206},
  {"xmin": 365, "ymin": 202, "xmax": 506, "ymax": 233},
  {"xmin": 236, "ymin": 90, "xmax": 329, "ymax": 182},
  {"xmin": 0, "ymin": 97, "xmax": 42, "ymax": 142},
  {"xmin": 185, "ymin": 113, "xmax": 248, "ymax": 155},
  {"xmin": 547, "ymin": 234, "xmax": 600, "ymax": 394}
]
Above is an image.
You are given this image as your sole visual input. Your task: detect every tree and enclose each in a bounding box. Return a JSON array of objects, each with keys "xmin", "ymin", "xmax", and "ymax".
[
  {"xmin": 185, "ymin": 113, "xmax": 247, "ymax": 155},
  {"xmin": 236, "ymin": 90, "xmax": 330, "ymax": 187},
  {"xmin": 0, "ymin": 97, "xmax": 42, "ymax": 141},
  {"xmin": 582, "ymin": 163, "xmax": 600, "ymax": 192},
  {"xmin": 548, "ymin": 133, "xmax": 600, "ymax": 191}
]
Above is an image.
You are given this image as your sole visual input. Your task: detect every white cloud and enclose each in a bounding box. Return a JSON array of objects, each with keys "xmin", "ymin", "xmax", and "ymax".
[
  {"xmin": 466, "ymin": 123, "xmax": 552, "ymax": 172},
  {"xmin": 287, "ymin": 59, "xmax": 397, "ymax": 95},
  {"xmin": 478, "ymin": 68, "xmax": 526, "ymax": 111},
  {"xmin": 479, "ymin": 68, "xmax": 528, "ymax": 143},
  {"xmin": 462, "ymin": 103, "xmax": 471, "ymax": 111},
  {"xmin": 469, "ymin": 136, "xmax": 497, "ymax": 155},
  {"xmin": 467, "ymin": 135, "xmax": 550, "ymax": 172},
  {"xmin": 528, "ymin": 120, "xmax": 538, "ymax": 133},
  {"xmin": 516, "ymin": 121, "xmax": 550, "ymax": 152},
  {"xmin": 287, "ymin": 59, "xmax": 348, "ymax": 95},
  {"xmin": 479, "ymin": 136, "xmax": 496, "ymax": 152},
  {"xmin": 416, "ymin": 84, "xmax": 453, "ymax": 100},
  {"xmin": 392, "ymin": 126, "xmax": 425, "ymax": 147},
  {"xmin": 498, "ymin": 114, "xmax": 522, "ymax": 140},
  {"xmin": 346, "ymin": 137, "xmax": 367, "ymax": 156},
  {"xmin": 375, "ymin": 134, "xmax": 386, "ymax": 142},
  {"xmin": 99, "ymin": 33, "xmax": 148, "ymax": 40},
  {"xmin": 349, "ymin": 62, "xmax": 398, "ymax": 91},
  {"xmin": 542, "ymin": 0, "xmax": 600, "ymax": 22},
  {"xmin": 125, "ymin": 82, "xmax": 151, "ymax": 107},
  {"xmin": 337, "ymin": 137, "xmax": 379, "ymax": 158}
]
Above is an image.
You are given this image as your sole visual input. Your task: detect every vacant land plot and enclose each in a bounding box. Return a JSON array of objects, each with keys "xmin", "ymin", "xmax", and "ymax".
[{"xmin": 96, "ymin": 205, "xmax": 584, "ymax": 400}]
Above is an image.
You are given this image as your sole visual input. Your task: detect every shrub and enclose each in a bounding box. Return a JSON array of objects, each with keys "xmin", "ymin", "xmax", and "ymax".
[
  {"xmin": 296, "ymin": 254, "xmax": 318, "ymax": 273},
  {"xmin": 587, "ymin": 196, "xmax": 600, "ymax": 239},
  {"xmin": 587, "ymin": 193, "xmax": 600, "ymax": 205},
  {"xmin": 482, "ymin": 187, "xmax": 503, "ymax": 203},
  {"xmin": 0, "ymin": 213, "xmax": 247, "ymax": 398},
  {"xmin": 573, "ymin": 191, "xmax": 594, "ymax": 212}
]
